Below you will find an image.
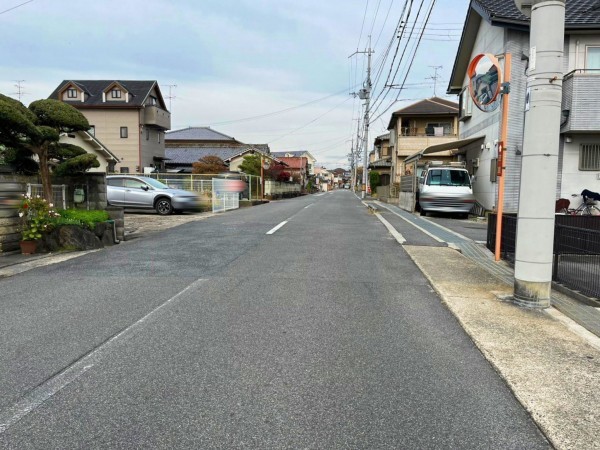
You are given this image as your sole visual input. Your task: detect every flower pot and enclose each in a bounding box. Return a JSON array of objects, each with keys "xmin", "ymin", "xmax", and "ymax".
[{"xmin": 19, "ymin": 240, "xmax": 36, "ymax": 255}]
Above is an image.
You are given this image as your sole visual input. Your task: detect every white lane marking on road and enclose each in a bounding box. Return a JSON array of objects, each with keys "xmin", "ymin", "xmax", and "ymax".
[
  {"xmin": 375, "ymin": 214, "xmax": 406, "ymax": 244},
  {"xmin": 266, "ymin": 221, "xmax": 289, "ymax": 235},
  {"xmin": 314, "ymin": 193, "xmax": 326, "ymax": 197},
  {"xmin": 374, "ymin": 201, "xmax": 445, "ymax": 243},
  {"xmin": 0, "ymin": 278, "xmax": 208, "ymax": 434},
  {"xmin": 304, "ymin": 203, "xmax": 314, "ymax": 209},
  {"xmin": 421, "ymin": 217, "xmax": 472, "ymax": 241}
]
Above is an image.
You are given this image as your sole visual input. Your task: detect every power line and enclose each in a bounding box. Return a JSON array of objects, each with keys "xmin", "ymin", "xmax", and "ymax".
[
  {"xmin": 357, "ymin": 0, "xmax": 371, "ymax": 50},
  {"xmin": 208, "ymin": 85, "xmax": 359, "ymax": 127},
  {"xmin": 0, "ymin": 0, "xmax": 34, "ymax": 15},
  {"xmin": 267, "ymin": 96, "xmax": 352, "ymax": 144}
]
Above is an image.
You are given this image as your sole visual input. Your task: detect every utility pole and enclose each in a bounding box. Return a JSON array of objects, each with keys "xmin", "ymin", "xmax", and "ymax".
[
  {"xmin": 12, "ymin": 80, "xmax": 27, "ymax": 102},
  {"xmin": 349, "ymin": 37, "xmax": 373, "ymax": 199},
  {"xmin": 513, "ymin": 0, "xmax": 565, "ymax": 308},
  {"xmin": 426, "ymin": 66, "xmax": 443, "ymax": 96},
  {"xmin": 165, "ymin": 84, "xmax": 177, "ymax": 111}
]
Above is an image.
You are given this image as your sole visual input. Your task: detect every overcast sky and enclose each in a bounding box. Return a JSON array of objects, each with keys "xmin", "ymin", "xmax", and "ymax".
[{"xmin": 0, "ymin": 0, "xmax": 469, "ymax": 168}]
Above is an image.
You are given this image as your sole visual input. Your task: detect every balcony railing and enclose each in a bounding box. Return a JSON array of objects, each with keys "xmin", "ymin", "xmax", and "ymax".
[
  {"xmin": 144, "ymin": 105, "xmax": 171, "ymax": 130},
  {"xmin": 561, "ymin": 69, "xmax": 600, "ymax": 133},
  {"xmin": 400, "ymin": 127, "xmax": 456, "ymax": 137}
]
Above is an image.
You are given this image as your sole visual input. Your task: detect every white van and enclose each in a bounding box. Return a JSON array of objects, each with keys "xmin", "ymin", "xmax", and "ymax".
[{"xmin": 417, "ymin": 162, "xmax": 475, "ymax": 218}]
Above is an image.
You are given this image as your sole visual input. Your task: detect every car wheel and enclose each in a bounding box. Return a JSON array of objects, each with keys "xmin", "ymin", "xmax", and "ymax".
[{"xmin": 155, "ymin": 198, "xmax": 173, "ymax": 215}]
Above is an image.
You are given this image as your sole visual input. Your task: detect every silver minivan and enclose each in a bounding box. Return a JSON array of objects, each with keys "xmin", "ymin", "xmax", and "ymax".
[{"xmin": 106, "ymin": 175, "xmax": 201, "ymax": 215}]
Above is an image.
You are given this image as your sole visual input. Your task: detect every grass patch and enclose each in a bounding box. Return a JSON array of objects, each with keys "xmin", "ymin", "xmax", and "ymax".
[{"xmin": 56, "ymin": 209, "xmax": 110, "ymax": 229}]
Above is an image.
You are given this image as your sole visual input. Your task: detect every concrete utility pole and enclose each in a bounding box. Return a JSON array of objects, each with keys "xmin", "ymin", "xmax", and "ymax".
[
  {"xmin": 513, "ymin": 0, "xmax": 565, "ymax": 308},
  {"xmin": 349, "ymin": 37, "xmax": 373, "ymax": 199}
]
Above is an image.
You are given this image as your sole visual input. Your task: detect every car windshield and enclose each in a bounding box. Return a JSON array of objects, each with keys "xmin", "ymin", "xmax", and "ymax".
[
  {"xmin": 426, "ymin": 169, "xmax": 471, "ymax": 187},
  {"xmin": 143, "ymin": 178, "xmax": 170, "ymax": 189}
]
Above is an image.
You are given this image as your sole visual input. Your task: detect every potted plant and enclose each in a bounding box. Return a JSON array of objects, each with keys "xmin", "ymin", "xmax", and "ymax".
[{"xmin": 17, "ymin": 194, "xmax": 58, "ymax": 254}]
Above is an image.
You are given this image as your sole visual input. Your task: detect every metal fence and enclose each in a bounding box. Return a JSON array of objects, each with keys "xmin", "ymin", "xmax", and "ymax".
[
  {"xmin": 117, "ymin": 173, "xmax": 263, "ymax": 200},
  {"xmin": 26, "ymin": 184, "xmax": 67, "ymax": 209},
  {"xmin": 487, "ymin": 214, "xmax": 600, "ymax": 299}
]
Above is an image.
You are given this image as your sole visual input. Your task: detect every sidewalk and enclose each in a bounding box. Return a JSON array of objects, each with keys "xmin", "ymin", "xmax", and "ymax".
[
  {"xmin": 374, "ymin": 201, "xmax": 600, "ymax": 338},
  {"xmin": 370, "ymin": 201, "xmax": 600, "ymax": 450}
]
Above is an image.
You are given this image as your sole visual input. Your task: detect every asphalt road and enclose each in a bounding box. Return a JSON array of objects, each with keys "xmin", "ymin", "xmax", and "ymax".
[{"xmin": 0, "ymin": 191, "xmax": 549, "ymax": 448}]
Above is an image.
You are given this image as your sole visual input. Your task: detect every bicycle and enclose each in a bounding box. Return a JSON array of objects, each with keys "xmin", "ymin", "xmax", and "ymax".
[{"xmin": 566, "ymin": 195, "xmax": 600, "ymax": 216}]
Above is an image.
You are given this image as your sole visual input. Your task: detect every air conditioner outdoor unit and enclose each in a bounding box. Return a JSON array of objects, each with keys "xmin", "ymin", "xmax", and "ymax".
[{"xmin": 471, "ymin": 158, "xmax": 480, "ymax": 167}]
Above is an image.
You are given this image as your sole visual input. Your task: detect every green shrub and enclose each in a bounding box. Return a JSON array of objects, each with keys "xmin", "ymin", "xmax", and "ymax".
[{"xmin": 57, "ymin": 209, "xmax": 110, "ymax": 229}]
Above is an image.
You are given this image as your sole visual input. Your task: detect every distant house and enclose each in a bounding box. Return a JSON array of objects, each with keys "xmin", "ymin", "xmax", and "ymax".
[
  {"xmin": 369, "ymin": 133, "xmax": 392, "ymax": 186},
  {"xmin": 271, "ymin": 151, "xmax": 316, "ymax": 175},
  {"xmin": 49, "ymin": 80, "xmax": 171, "ymax": 174},
  {"xmin": 165, "ymin": 126, "xmax": 270, "ymax": 173},
  {"xmin": 59, "ymin": 131, "xmax": 119, "ymax": 173},
  {"xmin": 387, "ymin": 97, "xmax": 459, "ymax": 183},
  {"xmin": 165, "ymin": 127, "xmax": 244, "ymax": 148},
  {"xmin": 446, "ymin": 0, "xmax": 600, "ymax": 212},
  {"xmin": 277, "ymin": 157, "xmax": 308, "ymax": 187}
]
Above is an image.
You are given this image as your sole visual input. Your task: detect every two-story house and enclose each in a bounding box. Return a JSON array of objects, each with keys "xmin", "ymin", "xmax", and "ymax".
[
  {"xmin": 369, "ymin": 133, "xmax": 392, "ymax": 187},
  {"xmin": 387, "ymin": 97, "xmax": 460, "ymax": 183},
  {"xmin": 271, "ymin": 151, "xmax": 316, "ymax": 176},
  {"xmin": 49, "ymin": 80, "xmax": 171, "ymax": 174},
  {"xmin": 447, "ymin": 0, "xmax": 600, "ymax": 213}
]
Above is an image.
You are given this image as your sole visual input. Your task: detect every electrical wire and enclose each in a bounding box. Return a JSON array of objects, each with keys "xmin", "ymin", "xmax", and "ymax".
[
  {"xmin": 0, "ymin": 0, "xmax": 34, "ymax": 15},
  {"xmin": 208, "ymin": 85, "xmax": 359, "ymax": 126}
]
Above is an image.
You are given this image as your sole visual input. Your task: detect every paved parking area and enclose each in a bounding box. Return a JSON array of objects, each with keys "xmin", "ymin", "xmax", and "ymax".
[{"xmin": 123, "ymin": 210, "xmax": 214, "ymax": 239}]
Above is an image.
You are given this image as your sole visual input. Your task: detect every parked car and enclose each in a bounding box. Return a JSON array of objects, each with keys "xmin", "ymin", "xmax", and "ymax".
[
  {"xmin": 417, "ymin": 161, "xmax": 475, "ymax": 218},
  {"xmin": 106, "ymin": 175, "xmax": 201, "ymax": 215}
]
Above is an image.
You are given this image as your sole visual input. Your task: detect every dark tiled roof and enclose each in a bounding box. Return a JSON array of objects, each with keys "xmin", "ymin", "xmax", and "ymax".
[
  {"xmin": 374, "ymin": 133, "xmax": 390, "ymax": 142},
  {"xmin": 392, "ymin": 97, "xmax": 458, "ymax": 116},
  {"xmin": 48, "ymin": 80, "xmax": 162, "ymax": 107},
  {"xmin": 165, "ymin": 147, "xmax": 246, "ymax": 165},
  {"xmin": 272, "ymin": 151, "xmax": 305, "ymax": 157},
  {"xmin": 473, "ymin": 0, "xmax": 600, "ymax": 27},
  {"xmin": 166, "ymin": 127, "xmax": 237, "ymax": 142}
]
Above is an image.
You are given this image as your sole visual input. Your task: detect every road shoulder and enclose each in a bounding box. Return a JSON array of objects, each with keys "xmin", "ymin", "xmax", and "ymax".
[{"xmin": 404, "ymin": 245, "xmax": 600, "ymax": 450}]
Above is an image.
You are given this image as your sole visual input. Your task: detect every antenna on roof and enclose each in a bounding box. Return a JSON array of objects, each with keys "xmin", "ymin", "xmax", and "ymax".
[
  {"xmin": 165, "ymin": 84, "xmax": 177, "ymax": 111},
  {"xmin": 426, "ymin": 66, "xmax": 443, "ymax": 97}
]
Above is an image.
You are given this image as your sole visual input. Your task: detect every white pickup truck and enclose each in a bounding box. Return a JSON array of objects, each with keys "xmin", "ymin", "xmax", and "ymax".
[{"xmin": 417, "ymin": 162, "xmax": 475, "ymax": 218}]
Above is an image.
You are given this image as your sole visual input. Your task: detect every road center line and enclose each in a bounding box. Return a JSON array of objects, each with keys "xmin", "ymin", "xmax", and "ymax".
[
  {"xmin": 0, "ymin": 278, "xmax": 207, "ymax": 434},
  {"xmin": 304, "ymin": 203, "xmax": 314, "ymax": 209},
  {"xmin": 266, "ymin": 221, "xmax": 289, "ymax": 235}
]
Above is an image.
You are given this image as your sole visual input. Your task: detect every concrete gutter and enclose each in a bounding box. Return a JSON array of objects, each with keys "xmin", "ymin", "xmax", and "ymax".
[{"xmin": 404, "ymin": 245, "xmax": 600, "ymax": 450}]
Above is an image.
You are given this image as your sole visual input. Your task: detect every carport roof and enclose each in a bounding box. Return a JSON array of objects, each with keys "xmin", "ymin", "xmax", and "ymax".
[{"xmin": 403, "ymin": 136, "xmax": 484, "ymax": 164}]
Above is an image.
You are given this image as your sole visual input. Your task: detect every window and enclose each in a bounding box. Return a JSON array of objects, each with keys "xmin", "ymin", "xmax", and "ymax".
[
  {"xmin": 426, "ymin": 122, "xmax": 453, "ymax": 136},
  {"xmin": 459, "ymin": 88, "xmax": 473, "ymax": 121},
  {"xmin": 111, "ymin": 89, "xmax": 122, "ymax": 99},
  {"xmin": 120, "ymin": 126, "xmax": 128, "ymax": 138},
  {"xmin": 150, "ymin": 96, "xmax": 158, "ymax": 106},
  {"xmin": 157, "ymin": 132, "xmax": 161, "ymax": 143},
  {"xmin": 146, "ymin": 128, "xmax": 150, "ymax": 141},
  {"xmin": 67, "ymin": 88, "xmax": 77, "ymax": 99},
  {"xmin": 586, "ymin": 47, "xmax": 600, "ymax": 70},
  {"xmin": 119, "ymin": 167, "xmax": 130, "ymax": 174},
  {"xmin": 107, "ymin": 178, "xmax": 124, "ymax": 187},
  {"xmin": 580, "ymin": 144, "xmax": 600, "ymax": 170},
  {"xmin": 88, "ymin": 125, "xmax": 95, "ymax": 136},
  {"xmin": 426, "ymin": 169, "xmax": 471, "ymax": 187}
]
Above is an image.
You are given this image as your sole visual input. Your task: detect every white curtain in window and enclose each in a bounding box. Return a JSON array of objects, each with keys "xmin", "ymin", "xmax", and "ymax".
[{"xmin": 586, "ymin": 47, "xmax": 600, "ymax": 70}]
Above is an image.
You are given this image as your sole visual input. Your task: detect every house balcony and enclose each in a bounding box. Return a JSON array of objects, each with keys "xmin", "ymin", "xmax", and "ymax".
[
  {"xmin": 143, "ymin": 105, "xmax": 171, "ymax": 130},
  {"xmin": 561, "ymin": 69, "xmax": 600, "ymax": 133},
  {"xmin": 396, "ymin": 134, "xmax": 458, "ymax": 157}
]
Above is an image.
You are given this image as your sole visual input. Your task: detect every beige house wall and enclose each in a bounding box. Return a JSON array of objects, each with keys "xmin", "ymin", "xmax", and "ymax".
[
  {"xmin": 58, "ymin": 133, "xmax": 115, "ymax": 173},
  {"xmin": 82, "ymin": 109, "xmax": 140, "ymax": 173}
]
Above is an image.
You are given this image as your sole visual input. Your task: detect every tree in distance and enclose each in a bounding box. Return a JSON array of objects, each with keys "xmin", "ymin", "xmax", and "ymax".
[{"xmin": 192, "ymin": 155, "xmax": 228, "ymax": 174}]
